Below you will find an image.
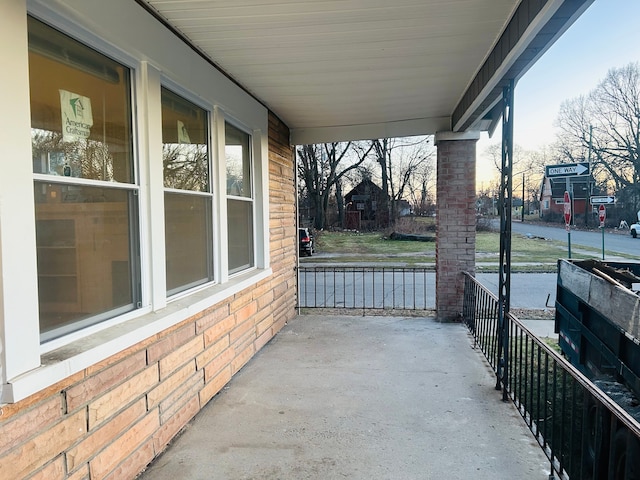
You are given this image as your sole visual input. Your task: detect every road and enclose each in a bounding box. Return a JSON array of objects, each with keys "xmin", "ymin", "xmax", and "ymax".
[{"xmin": 511, "ymin": 221, "xmax": 639, "ymax": 258}]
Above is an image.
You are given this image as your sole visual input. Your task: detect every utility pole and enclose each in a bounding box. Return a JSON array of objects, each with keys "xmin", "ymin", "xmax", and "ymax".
[
  {"xmin": 521, "ymin": 173, "xmax": 525, "ymax": 222},
  {"xmin": 586, "ymin": 125, "xmax": 593, "ymax": 227}
]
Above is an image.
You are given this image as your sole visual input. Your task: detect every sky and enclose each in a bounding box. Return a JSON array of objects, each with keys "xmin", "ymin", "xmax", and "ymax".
[{"xmin": 476, "ymin": 0, "xmax": 640, "ymax": 186}]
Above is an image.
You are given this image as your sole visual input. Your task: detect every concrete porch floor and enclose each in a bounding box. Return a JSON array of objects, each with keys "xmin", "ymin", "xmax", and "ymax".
[{"xmin": 138, "ymin": 315, "xmax": 551, "ymax": 480}]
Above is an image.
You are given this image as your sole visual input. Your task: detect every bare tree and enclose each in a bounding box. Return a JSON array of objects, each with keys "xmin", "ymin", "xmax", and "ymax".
[
  {"xmin": 482, "ymin": 142, "xmax": 548, "ymax": 203},
  {"xmin": 408, "ymin": 160, "xmax": 436, "ymax": 216},
  {"xmin": 31, "ymin": 130, "xmax": 116, "ymax": 181},
  {"xmin": 370, "ymin": 136, "xmax": 434, "ymax": 224},
  {"xmin": 164, "ymin": 143, "xmax": 208, "ymax": 191},
  {"xmin": 297, "ymin": 142, "xmax": 373, "ymax": 230},
  {"xmin": 556, "ymin": 62, "xmax": 640, "ymax": 216}
]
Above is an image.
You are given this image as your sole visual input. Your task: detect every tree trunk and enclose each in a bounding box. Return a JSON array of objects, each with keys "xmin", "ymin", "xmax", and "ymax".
[
  {"xmin": 313, "ymin": 195, "xmax": 324, "ymax": 230},
  {"xmin": 336, "ymin": 179, "xmax": 345, "ymax": 228},
  {"xmin": 378, "ymin": 139, "xmax": 390, "ymax": 228}
]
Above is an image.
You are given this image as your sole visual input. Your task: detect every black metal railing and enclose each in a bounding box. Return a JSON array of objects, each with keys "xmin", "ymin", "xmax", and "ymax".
[
  {"xmin": 463, "ymin": 272, "xmax": 640, "ymax": 480},
  {"xmin": 297, "ymin": 266, "xmax": 431, "ymax": 311}
]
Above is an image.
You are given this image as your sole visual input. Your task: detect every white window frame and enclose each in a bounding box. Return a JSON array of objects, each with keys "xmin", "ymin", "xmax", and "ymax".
[
  {"xmin": 0, "ymin": 0, "xmax": 271, "ymax": 404},
  {"xmin": 29, "ymin": 15, "xmax": 143, "ymax": 343},
  {"xmin": 224, "ymin": 120, "xmax": 257, "ymax": 276},
  {"xmin": 160, "ymin": 84, "xmax": 218, "ymax": 298}
]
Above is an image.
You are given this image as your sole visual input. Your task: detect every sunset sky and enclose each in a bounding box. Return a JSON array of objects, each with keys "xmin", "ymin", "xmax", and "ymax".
[{"xmin": 476, "ymin": 0, "xmax": 640, "ymax": 186}]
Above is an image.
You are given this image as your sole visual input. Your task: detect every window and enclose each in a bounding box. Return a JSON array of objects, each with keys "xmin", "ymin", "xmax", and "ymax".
[
  {"xmin": 28, "ymin": 17, "xmax": 139, "ymax": 341},
  {"xmin": 161, "ymin": 88, "xmax": 214, "ymax": 295},
  {"xmin": 225, "ymin": 123, "xmax": 254, "ymax": 274}
]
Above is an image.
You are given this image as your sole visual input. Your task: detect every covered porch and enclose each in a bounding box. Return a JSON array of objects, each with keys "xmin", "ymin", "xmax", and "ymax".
[
  {"xmin": 0, "ymin": 1, "xmax": 601, "ymax": 479},
  {"xmin": 139, "ymin": 313, "xmax": 550, "ymax": 479}
]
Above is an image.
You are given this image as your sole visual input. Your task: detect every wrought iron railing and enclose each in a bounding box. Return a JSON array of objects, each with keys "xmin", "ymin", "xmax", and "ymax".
[
  {"xmin": 463, "ymin": 272, "xmax": 640, "ymax": 480},
  {"xmin": 297, "ymin": 266, "xmax": 431, "ymax": 311}
]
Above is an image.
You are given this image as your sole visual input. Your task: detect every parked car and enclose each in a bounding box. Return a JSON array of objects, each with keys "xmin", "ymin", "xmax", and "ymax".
[
  {"xmin": 629, "ymin": 211, "xmax": 640, "ymax": 238},
  {"xmin": 299, "ymin": 228, "xmax": 314, "ymax": 256}
]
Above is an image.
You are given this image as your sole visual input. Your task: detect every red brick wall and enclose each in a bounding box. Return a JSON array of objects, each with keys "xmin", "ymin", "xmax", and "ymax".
[
  {"xmin": 436, "ymin": 138, "xmax": 477, "ymax": 321},
  {"xmin": 0, "ymin": 112, "xmax": 297, "ymax": 480}
]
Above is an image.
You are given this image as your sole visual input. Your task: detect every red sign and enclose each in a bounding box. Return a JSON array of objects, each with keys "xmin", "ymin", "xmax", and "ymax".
[
  {"xmin": 598, "ymin": 205, "xmax": 606, "ymax": 227},
  {"xmin": 563, "ymin": 191, "xmax": 571, "ymax": 227}
]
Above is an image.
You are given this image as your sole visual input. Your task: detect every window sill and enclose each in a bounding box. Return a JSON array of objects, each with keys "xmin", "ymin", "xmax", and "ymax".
[{"xmin": 2, "ymin": 267, "xmax": 272, "ymax": 404}]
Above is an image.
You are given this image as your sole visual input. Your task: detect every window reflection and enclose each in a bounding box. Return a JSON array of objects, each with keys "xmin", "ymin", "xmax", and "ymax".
[
  {"xmin": 163, "ymin": 143, "xmax": 208, "ymax": 191},
  {"xmin": 28, "ymin": 17, "xmax": 133, "ymax": 183},
  {"xmin": 227, "ymin": 199, "xmax": 254, "ymax": 274},
  {"xmin": 225, "ymin": 124, "xmax": 251, "ymax": 198},
  {"xmin": 162, "ymin": 88, "xmax": 213, "ymax": 294},
  {"xmin": 162, "ymin": 88, "xmax": 209, "ymax": 192},
  {"xmin": 28, "ymin": 17, "xmax": 139, "ymax": 341},
  {"xmin": 34, "ymin": 183, "xmax": 137, "ymax": 339},
  {"xmin": 225, "ymin": 123, "xmax": 254, "ymax": 274}
]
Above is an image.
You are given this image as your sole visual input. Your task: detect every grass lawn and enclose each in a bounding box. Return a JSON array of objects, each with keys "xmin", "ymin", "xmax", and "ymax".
[{"xmin": 308, "ymin": 229, "xmax": 626, "ymax": 271}]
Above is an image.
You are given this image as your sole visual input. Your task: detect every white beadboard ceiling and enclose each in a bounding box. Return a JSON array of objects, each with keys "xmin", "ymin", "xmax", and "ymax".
[{"xmin": 140, "ymin": 0, "xmax": 590, "ymax": 144}]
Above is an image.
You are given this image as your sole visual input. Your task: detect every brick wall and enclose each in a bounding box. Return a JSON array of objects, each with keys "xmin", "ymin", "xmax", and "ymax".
[
  {"xmin": 0, "ymin": 112, "xmax": 297, "ymax": 480},
  {"xmin": 435, "ymin": 138, "xmax": 477, "ymax": 321}
]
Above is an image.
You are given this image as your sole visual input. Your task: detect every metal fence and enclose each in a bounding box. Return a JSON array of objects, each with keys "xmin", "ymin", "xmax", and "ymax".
[
  {"xmin": 297, "ymin": 266, "xmax": 431, "ymax": 311},
  {"xmin": 463, "ymin": 272, "xmax": 640, "ymax": 480}
]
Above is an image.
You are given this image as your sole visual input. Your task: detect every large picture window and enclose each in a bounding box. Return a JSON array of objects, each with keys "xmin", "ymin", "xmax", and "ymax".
[
  {"xmin": 28, "ymin": 17, "xmax": 139, "ymax": 341},
  {"xmin": 225, "ymin": 123, "xmax": 254, "ymax": 274},
  {"xmin": 162, "ymin": 88, "xmax": 214, "ymax": 295}
]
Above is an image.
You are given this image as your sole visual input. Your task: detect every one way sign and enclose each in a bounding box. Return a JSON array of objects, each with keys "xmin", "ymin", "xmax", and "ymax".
[
  {"xmin": 545, "ymin": 162, "xmax": 590, "ymax": 178},
  {"xmin": 590, "ymin": 196, "xmax": 616, "ymax": 205}
]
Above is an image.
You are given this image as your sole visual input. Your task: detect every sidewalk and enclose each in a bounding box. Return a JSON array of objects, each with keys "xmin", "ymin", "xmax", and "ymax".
[{"xmin": 138, "ymin": 315, "xmax": 551, "ymax": 480}]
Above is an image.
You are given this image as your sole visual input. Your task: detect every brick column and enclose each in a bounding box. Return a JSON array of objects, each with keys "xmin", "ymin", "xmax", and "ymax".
[{"xmin": 434, "ymin": 131, "xmax": 479, "ymax": 321}]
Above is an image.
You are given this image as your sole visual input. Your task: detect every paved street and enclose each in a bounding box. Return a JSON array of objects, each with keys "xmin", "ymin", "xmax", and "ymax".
[{"xmin": 512, "ymin": 220, "xmax": 639, "ymax": 257}]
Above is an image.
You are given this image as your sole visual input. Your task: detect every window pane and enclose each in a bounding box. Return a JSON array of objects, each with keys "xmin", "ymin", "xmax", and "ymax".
[
  {"xmin": 29, "ymin": 17, "xmax": 139, "ymax": 341},
  {"xmin": 227, "ymin": 199, "xmax": 254, "ymax": 274},
  {"xmin": 165, "ymin": 192, "xmax": 213, "ymax": 295},
  {"xmin": 28, "ymin": 17, "xmax": 133, "ymax": 183},
  {"xmin": 34, "ymin": 183, "xmax": 138, "ymax": 339},
  {"xmin": 162, "ymin": 88, "xmax": 209, "ymax": 192},
  {"xmin": 225, "ymin": 123, "xmax": 251, "ymax": 197}
]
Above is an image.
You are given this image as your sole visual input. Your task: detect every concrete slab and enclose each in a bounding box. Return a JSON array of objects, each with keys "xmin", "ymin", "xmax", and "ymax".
[{"xmin": 138, "ymin": 315, "xmax": 551, "ymax": 480}]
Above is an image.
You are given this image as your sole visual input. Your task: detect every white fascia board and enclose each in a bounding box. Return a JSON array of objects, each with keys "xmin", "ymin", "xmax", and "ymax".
[
  {"xmin": 452, "ymin": 0, "xmax": 567, "ymax": 132},
  {"xmin": 290, "ymin": 116, "xmax": 451, "ymax": 146},
  {"xmin": 434, "ymin": 131, "xmax": 481, "ymax": 144}
]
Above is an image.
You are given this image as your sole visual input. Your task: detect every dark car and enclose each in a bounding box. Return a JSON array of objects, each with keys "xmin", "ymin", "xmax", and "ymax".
[{"xmin": 299, "ymin": 228, "xmax": 314, "ymax": 256}]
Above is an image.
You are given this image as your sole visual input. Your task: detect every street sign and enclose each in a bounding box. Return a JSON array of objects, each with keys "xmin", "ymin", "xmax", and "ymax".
[
  {"xmin": 564, "ymin": 191, "xmax": 571, "ymax": 228},
  {"xmin": 590, "ymin": 195, "xmax": 616, "ymax": 205},
  {"xmin": 598, "ymin": 205, "xmax": 606, "ymax": 227},
  {"xmin": 546, "ymin": 162, "xmax": 590, "ymax": 178}
]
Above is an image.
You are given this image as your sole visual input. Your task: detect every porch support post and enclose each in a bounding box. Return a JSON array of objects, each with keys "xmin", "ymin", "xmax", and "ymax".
[{"xmin": 434, "ymin": 131, "xmax": 480, "ymax": 321}]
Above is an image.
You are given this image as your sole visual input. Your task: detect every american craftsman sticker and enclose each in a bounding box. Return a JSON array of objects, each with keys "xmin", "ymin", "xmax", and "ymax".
[
  {"xmin": 59, "ymin": 89, "xmax": 94, "ymax": 142},
  {"xmin": 177, "ymin": 120, "xmax": 191, "ymax": 144}
]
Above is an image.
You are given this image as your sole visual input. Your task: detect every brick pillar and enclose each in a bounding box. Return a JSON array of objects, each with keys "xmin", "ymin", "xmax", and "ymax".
[{"xmin": 434, "ymin": 131, "xmax": 479, "ymax": 321}]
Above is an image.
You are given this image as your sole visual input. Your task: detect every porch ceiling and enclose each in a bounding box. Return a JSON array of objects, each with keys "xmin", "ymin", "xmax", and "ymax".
[{"xmin": 139, "ymin": 0, "xmax": 594, "ymax": 145}]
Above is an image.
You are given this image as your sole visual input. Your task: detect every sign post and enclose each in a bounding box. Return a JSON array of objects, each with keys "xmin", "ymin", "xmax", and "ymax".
[
  {"xmin": 599, "ymin": 205, "xmax": 606, "ymax": 260},
  {"xmin": 564, "ymin": 191, "xmax": 572, "ymax": 258}
]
